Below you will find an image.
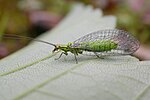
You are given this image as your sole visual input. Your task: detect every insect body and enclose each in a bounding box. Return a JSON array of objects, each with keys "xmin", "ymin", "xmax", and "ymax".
[
  {"xmin": 75, "ymin": 40, "xmax": 118, "ymax": 52},
  {"xmin": 51, "ymin": 29, "xmax": 140, "ymax": 63},
  {"xmin": 3, "ymin": 29, "xmax": 140, "ymax": 63}
]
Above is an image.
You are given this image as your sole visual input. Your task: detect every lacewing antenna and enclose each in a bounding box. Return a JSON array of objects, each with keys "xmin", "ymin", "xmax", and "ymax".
[{"xmin": 1, "ymin": 34, "xmax": 56, "ymax": 47}]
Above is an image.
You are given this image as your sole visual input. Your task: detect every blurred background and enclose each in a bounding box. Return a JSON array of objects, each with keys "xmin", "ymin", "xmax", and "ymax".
[{"xmin": 0, "ymin": 0, "xmax": 150, "ymax": 60}]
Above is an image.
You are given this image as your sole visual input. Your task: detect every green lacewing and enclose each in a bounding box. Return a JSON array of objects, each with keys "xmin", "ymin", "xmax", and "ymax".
[{"xmin": 2, "ymin": 29, "xmax": 140, "ymax": 63}]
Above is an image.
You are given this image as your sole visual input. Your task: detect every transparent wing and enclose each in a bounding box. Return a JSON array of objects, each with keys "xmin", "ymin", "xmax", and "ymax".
[
  {"xmin": 81, "ymin": 50, "xmax": 129, "ymax": 56},
  {"xmin": 71, "ymin": 29, "xmax": 140, "ymax": 55}
]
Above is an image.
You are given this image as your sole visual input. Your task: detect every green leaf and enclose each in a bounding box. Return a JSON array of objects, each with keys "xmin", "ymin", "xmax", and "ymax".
[
  {"xmin": 1, "ymin": 4, "xmax": 149, "ymax": 100},
  {"xmin": 0, "ymin": 12, "xmax": 9, "ymax": 39}
]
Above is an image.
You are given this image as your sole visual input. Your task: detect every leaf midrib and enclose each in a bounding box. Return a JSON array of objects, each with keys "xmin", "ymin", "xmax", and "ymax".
[
  {"xmin": 0, "ymin": 53, "xmax": 57, "ymax": 77},
  {"xmin": 14, "ymin": 61, "xmax": 87, "ymax": 100}
]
